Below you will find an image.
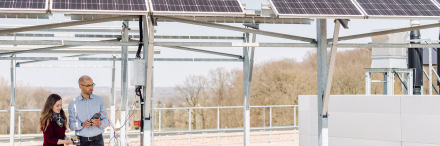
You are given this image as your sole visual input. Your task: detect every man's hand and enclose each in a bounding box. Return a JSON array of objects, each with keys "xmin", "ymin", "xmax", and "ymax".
[
  {"xmin": 82, "ymin": 120, "xmax": 92, "ymax": 127},
  {"xmin": 91, "ymin": 117, "xmax": 101, "ymax": 126}
]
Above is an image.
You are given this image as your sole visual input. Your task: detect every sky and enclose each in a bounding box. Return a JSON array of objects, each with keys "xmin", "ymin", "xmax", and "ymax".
[{"xmin": 1, "ymin": 0, "xmax": 440, "ymax": 89}]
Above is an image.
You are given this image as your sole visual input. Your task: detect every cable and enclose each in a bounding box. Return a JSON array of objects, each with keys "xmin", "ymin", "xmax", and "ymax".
[
  {"xmin": 105, "ymin": 94, "xmax": 139, "ymax": 146},
  {"xmin": 136, "ymin": 15, "xmax": 144, "ymax": 59}
]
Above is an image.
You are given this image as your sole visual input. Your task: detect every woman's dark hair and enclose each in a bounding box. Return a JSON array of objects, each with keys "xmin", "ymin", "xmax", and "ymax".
[{"xmin": 39, "ymin": 94, "xmax": 67, "ymax": 132}]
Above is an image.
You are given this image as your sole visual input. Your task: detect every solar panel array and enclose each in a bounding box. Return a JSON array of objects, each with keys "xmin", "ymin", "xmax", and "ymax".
[
  {"xmin": 150, "ymin": 0, "xmax": 244, "ymax": 15},
  {"xmin": 0, "ymin": 0, "xmax": 46, "ymax": 10},
  {"xmin": 5, "ymin": 0, "xmax": 440, "ymax": 18},
  {"xmin": 51, "ymin": 0, "xmax": 148, "ymax": 14},
  {"xmin": 356, "ymin": 0, "xmax": 440, "ymax": 17},
  {"xmin": 270, "ymin": 0, "xmax": 362, "ymax": 16}
]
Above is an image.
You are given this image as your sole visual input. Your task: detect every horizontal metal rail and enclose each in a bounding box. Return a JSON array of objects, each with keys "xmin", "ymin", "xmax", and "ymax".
[
  {"xmin": 0, "ymin": 33, "xmax": 244, "ymax": 40},
  {"xmin": 0, "ymin": 57, "xmax": 244, "ymax": 62}
]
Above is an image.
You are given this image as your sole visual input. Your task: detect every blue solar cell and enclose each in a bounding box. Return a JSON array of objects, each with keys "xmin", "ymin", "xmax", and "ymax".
[
  {"xmin": 52, "ymin": 0, "xmax": 148, "ymax": 12},
  {"xmin": 151, "ymin": 0, "xmax": 243, "ymax": 13},
  {"xmin": 0, "ymin": 0, "xmax": 46, "ymax": 9},
  {"xmin": 270, "ymin": 0, "xmax": 363, "ymax": 16},
  {"xmin": 357, "ymin": 0, "xmax": 440, "ymax": 16}
]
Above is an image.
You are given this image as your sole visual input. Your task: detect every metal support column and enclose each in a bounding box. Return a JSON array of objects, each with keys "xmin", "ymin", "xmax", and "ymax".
[
  {"xmin": 247, "ymin": 33, "xmax": 256, "ymax": 96},
  {"xmin": 386, "ymin": 69, "xmax": 395, "ymax": 95},
  {"xmin": 383, "ymin": 73, "xmax": 388, "ymax": 95},
  {"xmin": 429, "ymin": 48, "xmax": 433, "ymax": 95},
  {"xmin": 365, "ymin": 72, "xmax": 371, "ymax": 95},
  {"xmin": 242, "ymin": 32, "xmax": 250, "ymax": 146},
  {"xmin": 142, "ymin": 15, "xmax": 155, "ymax": 146},
  {"xmin": 322, "ymin": 19, "xmax": 341, "ymax": 116},
  {"xmin": 316, "ymin": 19, "xmax": 327, "ymax": 146},
  {"xmin": 10, "ymin": 54, "xmax": 16, "ymax": 146},
  {"xmin": 407, "ymin": 71, "xmax": 414, "ymax": 95},
  {"xmin": 120, "ymin": 20, "xmax": 129, "ymax": 146},
  {"xmin": 110, "ymin": 55, "xmax": 116, "ymax": 146}
]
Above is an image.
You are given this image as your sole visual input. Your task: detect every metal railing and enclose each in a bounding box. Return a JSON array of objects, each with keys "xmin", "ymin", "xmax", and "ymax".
[
  {"xmin": 0, "ymin": 105, "xmax": 298, "ymax": 145},
  {"xmin": 154, "ymin": 105, "xmax": 298, "ymax": 145}
]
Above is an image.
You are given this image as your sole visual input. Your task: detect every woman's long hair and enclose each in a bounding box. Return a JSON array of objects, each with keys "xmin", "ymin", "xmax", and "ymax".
[{"xmin": 39, "ymin": 94, "xmax": 67, "ymax": 132}]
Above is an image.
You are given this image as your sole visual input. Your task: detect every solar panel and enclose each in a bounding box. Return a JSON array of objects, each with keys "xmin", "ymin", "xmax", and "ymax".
[
  {"xmin": 150, "ymin": 0, "xmax": 245, "ymax": 16},
  {"xmin": 0, "ymin": 0, "xmax": 48, "ymax": 13},
  {"xmin": 269, "ymin": 0, "xmax": 364, "ymax": 18},
  {"xmin": 50, "ymin": 0, "xmax": 149, "ymax": 15},
  {"xmin": 356, "ymin": 0, "xmax": 440, "ymax": 18}
]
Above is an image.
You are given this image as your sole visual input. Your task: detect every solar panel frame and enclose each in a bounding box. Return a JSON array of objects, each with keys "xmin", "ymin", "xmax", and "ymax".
[
  {"xmin": 0, "ymin": 0, "xmax": 49, "ymax": 13},
  {"xmin": 49, "ymin": 0, "xmax": 150, "ymax": 15},
  {"xmin": 354, "ymin": 0, "xmax": 440, "ymax": 19},
  {"xmin": 149, "ymin": 0, "xmax": 246, "ymax": 17},
  {"xmin": 269, "ymin": 0, "xmax": 366, "ymax": 19}
]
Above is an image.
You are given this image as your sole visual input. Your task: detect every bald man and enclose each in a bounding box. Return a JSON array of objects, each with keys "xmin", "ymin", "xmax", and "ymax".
[{"xmin": 68, "ymin": 75, "xmax": 109, "ymax": 146}]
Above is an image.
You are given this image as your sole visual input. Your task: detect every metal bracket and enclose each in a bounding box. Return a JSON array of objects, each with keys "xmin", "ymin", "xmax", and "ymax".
[
  {"xmin": 337, "ymin": 19, "xmax": 349, "ymax": 29},
  {"xmin": 243, "ymin": 23, "xmax": 260, "ymax": 30}
]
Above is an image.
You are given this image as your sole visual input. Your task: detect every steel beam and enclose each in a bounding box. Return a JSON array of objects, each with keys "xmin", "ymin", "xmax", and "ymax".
[
  {"xmin": 156, "ymin": 42, "xmax": 440, "ymax": 48},
  {"xmin": 16, "ymin": 54, "xmax": 89, "ymax": 65},
  {"xmin": 316, "ymin": 19, "xmax": 327, "ymax": 146},
  {"xmin": 247, "ymin": 33, "xmax": 257, "ymax": 97},
  {"xmin": 10, "ymin": 55, "xmax": 16, "ymax": 146},
  {"xmin": 16, "ymin": 65, "xmax": 111, "ymax": 68},
  {"xmin": 156, "ymin": 16, "xmax": 316, "ymax": 42},
  {"xmin": 0, "ymin": 13, "xmax": 51, "ymax": 19},
  {"xmin": 143, "ymin": 15, "xmax": 155, "ymax": 146},
  {"xmin": 328, "ymin": 22, "xmax": 440, "ymax": 42},
  {"xmin": 110, "ymin": 55, "xmax": 116, "ymax": 146},
  {"xmin": 120, "ymin": 20, "xmax": 129, "ymax": 146},
  {"xmin": 165, "ymin": 46, "xmax": 242, "ymax": 58},
  {"xmin": 365, "ymin": 72, "xmax": 371, "ymax": 95},
  {"xmin": 429, "ymin": 48, "xmax": 433, "ymax": 95},
  {"xmin": 322, "ymin": 20, "xmax": 341, "ymax": 116},
  {"xmin": 0, "ymin": 15, "xmax": 138, "ymax": 35},
  {"xmin": 0, "ymin": 47, "xmax": 161, "ymax": 54},
  {"xmin": 242, "ymin": 32, "xmax": 250, "ymax": 146},
  {"xmin": 0, "ymin": 25, "xmax": 141, "ymax": 33},
  {"xmin": 67, "ymin": 14, "xmax": 313, "ymax": 24},
  {"xmin": 155, "ymin": 16, "xmax": 313, "ymax": 24},
  {"xmin": 7, "ymin": 40, "xmax": 440, "ymax": 48},
  {"xmin": 0, "ymin": 33, "xmax": 244, "ymax": 40},
  {"xmin": 0, "ymin": 40, "xmax": 137, "ymax": 46},
  {"xmin": 0, "ymin": 45, "xmax": 76, "ymax": 57},
  {"xmin": 0, "ymin": 57, "xmax": 243, "ymax": 62}
]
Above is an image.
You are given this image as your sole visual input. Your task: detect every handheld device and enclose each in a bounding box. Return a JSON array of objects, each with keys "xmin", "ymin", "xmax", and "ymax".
[
  {"xmin": 71, "ymin": 137, "xmax": 80, "ymax": 145},
  {"xmin": 90, "ymin": 113, "xmax": 101, "ymax": 120}
]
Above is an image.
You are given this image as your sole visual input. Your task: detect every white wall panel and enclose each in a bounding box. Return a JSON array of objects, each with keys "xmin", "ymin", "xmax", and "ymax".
[
  {"xmin": 328, "ymin": 112, "xmax": 401, "ymax": 141},
  {"xmin": 329, "ymin": 137, "xmax": 401, "ymax": 146},
  {"xmin": 401, "ymin": 114, "xmax": 440, "ymax": 145},
  {"xmin": 329, "ymin": 95, "xmax": 400, "ymax": 114}
]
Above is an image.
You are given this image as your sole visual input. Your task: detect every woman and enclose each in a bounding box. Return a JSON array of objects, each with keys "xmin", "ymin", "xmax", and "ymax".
[{"xmin": 39, "ymin": 94, "xmax": 73, "ymax": 146}]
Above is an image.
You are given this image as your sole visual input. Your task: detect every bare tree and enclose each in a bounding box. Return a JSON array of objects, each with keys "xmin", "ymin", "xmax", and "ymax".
[{"xmin": 171, "ymin": 75, "xmax": 209, "ymax": 129}]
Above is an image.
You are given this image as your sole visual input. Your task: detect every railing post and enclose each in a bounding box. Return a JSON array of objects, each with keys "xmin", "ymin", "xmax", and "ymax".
[
  {"xmin": 18, "ymin": 111, "xmax": 20, "ymax": 146},
  {"xmin": 217, "ymin": 107, "xmax": 220, "ymax": 146},
  {"xmin": 189, "ymin": 108, "xmax": 191, "ymax": 146},
  {"xmin": 294, "ymin": 106, "xmax": 297, "ymax": 142},
  {"xmin": 269, "ymin": 106, "xmax": 272, "ymax": 143},
  {"xmin": 159, "ymin": 109, "xmax": 161, "ymax": 146}
]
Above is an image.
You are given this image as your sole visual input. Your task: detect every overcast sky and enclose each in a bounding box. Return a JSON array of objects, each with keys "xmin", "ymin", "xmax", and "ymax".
[{"xmin": 0, "ymin": 0, "xmax": 439, "ymax": 89}]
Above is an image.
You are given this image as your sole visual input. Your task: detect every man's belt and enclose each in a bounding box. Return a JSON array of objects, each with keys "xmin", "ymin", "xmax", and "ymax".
[{"xmin": 78, "ymin": 134, "xmax": 101, "ymax": 141}]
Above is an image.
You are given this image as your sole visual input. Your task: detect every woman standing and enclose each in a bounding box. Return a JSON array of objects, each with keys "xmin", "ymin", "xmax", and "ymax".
[{"xmin": 39, "ymin": 94, "xmax": 73, "ymax": 146}]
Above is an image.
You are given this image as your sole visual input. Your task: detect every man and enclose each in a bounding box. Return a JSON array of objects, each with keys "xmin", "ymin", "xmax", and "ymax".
[{"xmin": 68, "ymin": 75, "xmax": 109, "ymax": 146}]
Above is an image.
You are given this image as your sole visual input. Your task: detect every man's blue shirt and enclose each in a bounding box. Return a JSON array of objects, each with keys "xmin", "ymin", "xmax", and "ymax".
[{"xmin": 68, "ymin": 94, "xmax": 109, "ymax": 137}]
